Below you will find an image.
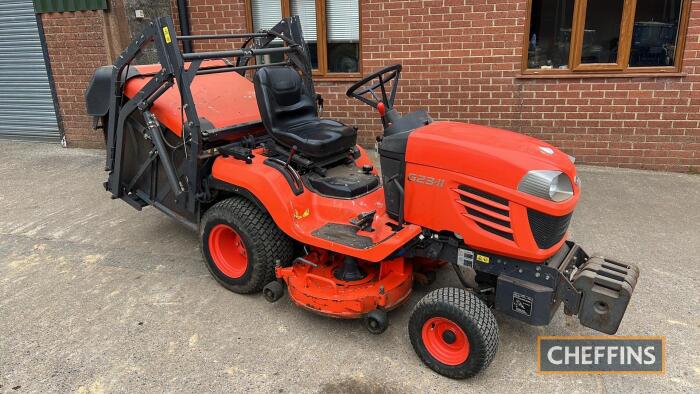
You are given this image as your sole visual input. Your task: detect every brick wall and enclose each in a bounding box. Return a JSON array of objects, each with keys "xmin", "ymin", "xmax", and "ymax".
[
  {"xmin": 173, "ymin": 0, "xmax": 700, "ymax": 172},
  {"xmin": 40, "ymin": 1, "xmax": 698, "ymax": 171},
  {"xmin": 42, "ymin": 11, "xmax": 108, "ymax": 149},
  {"xmin": 170, "ymin": 0, "xmax": 249, "ymax": 52}
]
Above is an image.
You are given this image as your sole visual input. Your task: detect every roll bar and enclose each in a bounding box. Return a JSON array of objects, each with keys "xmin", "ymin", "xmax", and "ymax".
[
  {"xmin": 182, "ymin": 46, "xmax": 295, "ymax": 61},
  {"xmin": 102, "ymin": 15, "xmax": 314, "ymax": 218}
]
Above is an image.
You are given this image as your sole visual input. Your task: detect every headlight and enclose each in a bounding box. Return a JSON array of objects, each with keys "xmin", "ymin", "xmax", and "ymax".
[{"xmin": 518, "ymin": 170, "xmax": 573, "ymax": 202}]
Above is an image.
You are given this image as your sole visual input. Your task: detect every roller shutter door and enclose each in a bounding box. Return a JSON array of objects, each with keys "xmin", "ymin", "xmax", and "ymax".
[{"xmin": 0, "ymin": 0, "xmax": 60, "ymax": 142}]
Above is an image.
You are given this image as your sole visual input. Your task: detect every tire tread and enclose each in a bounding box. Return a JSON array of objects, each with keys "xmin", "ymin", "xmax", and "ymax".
[
  {"xmin": 200, "ymin": 197, "xmax": 293, "ymax": 293},
  {"xmin": 409, "ymin": 287, "xmax": 499, "ymax": 379}
]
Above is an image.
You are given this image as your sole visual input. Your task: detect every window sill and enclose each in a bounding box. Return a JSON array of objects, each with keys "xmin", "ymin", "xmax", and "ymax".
[
  {"xmin": 516, "ymin": 71, "xmax": 687, "ymax": 80},
  {"xmin": 313, "ymin": 75, "xmax": 361, "ymax": 82}
]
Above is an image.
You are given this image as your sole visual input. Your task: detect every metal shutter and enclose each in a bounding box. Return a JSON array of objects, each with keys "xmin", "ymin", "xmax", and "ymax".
[{"xmin": 0, "ymin": 0, "xmax": 60, "ymax": 142}]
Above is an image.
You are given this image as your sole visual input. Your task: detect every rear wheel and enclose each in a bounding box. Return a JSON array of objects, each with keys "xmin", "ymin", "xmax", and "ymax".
[
  {"xmin": 200, "ymin": 197, "xmax": 293, "ymax": 294},
  {"xmin": 409, "ymin": 287, "xmax": 499, "ymax": 379}
]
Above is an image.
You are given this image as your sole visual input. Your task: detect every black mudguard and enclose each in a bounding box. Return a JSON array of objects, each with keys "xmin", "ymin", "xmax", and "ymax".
[{"xmin": 84, "ymin": 66, "xmax": 142, "ymax": 117}]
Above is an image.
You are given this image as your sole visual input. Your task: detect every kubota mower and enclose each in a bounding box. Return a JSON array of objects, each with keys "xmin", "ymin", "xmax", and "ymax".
[{"xmin": 85, "ymin": 16, "xmax": 639, "ymax": 379}]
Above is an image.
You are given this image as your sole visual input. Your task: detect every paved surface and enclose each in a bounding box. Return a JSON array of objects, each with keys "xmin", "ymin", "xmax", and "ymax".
[{"xmin": 0, "ymin": 140, "xmax": 698, "ymax": 393}]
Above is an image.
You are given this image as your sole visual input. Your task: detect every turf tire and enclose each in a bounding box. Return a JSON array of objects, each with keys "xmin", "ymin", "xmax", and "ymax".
[
  {"xmin": 409, "ymin": 287, "xmax": 499, "ymax": 379},
  {"xmin": 200, "ymin": 197, "xmax": 293, "ymax": 294}
]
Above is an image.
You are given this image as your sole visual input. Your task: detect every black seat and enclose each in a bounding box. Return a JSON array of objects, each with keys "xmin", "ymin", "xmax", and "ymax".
[{"xmin": 253, "ymin": 67, "xmax": 357, "ymax": 159}]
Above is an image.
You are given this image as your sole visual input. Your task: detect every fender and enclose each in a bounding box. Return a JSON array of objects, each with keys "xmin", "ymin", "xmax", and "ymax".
[
  {"xmin": 85, "ymin": 66, "xmax": 143, "ymax": 117},
  {"xmin": 210, "ymin": 146, "xmax": 421, "ymax": 262}
]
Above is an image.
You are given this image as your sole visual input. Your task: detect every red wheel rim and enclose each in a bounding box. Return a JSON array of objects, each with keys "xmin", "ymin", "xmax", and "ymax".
[
  {"xmin": 208, "ymin": 224, "xmax": 248, "ymax": 279},
  {"xmin": 421, "ymin": 317, "xmax": 470, "ymax": 366}
]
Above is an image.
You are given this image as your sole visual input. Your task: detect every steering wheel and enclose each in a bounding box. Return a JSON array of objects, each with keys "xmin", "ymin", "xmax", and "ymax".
[{"xmin": 346, "ymin": 64, "xmax": 402, "ymax": 111}]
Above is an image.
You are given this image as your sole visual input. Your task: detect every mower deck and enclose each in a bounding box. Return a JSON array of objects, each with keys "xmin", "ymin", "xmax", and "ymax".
[{"xmin": 276, "ymin": 251, "xmax": 413, "ymax": 318}]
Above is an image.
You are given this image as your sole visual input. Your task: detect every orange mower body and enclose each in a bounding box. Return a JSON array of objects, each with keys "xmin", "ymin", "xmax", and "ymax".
[{"xmin": 86, "ymin": 16, "xmax": 639, "ymax": 379}]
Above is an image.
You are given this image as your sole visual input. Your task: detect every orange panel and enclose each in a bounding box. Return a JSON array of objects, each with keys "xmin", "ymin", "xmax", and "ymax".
[
  {"xmin": 406, "ymin": 121, "xmax": 576, "ymax": 190},
  {"xmin": 211, "ymin": 146, "xmax": 422, "ymax": 262},
  {"xmin": 403, "ymin": 163, "xmax": 577, "ymax": 262},
  {"xmin": 403, "ymin": 121, "xmax": 580, "ymax": 262},
  {"xmin": 123, "ymin": 61, "xmax": 262, "ymax": 136}
]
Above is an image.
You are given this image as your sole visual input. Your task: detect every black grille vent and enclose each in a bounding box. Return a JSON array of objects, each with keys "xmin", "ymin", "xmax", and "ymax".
[
  {"xmin": 475, "ymin": 222, "xmax": 513, "ymax": 240},
  {"xmin": 458, "ymin": 185, "xmax": 508, "ymax": 206},
  {"xmin": 456, "ymin": 185, "xmax": 513, "ymax": 240},
  {"xmin": 527, "ymin": 209, "xmax": 573, "ymax": 249}
]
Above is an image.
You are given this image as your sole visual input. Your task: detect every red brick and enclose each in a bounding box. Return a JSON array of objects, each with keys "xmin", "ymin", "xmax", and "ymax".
[
  {"xmin": 45, "ymin": 0, "xmax": 700, "ymax": 172},
  {"xmin": 41, "ymin": 11, "xmax": 106, "ymax": 147}
]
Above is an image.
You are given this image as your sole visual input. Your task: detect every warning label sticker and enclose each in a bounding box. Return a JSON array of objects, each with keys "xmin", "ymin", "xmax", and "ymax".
[
  {"xmin": 476, "ymin": 254, "xmax": 490, "ymax": 264},
  {"xmin": 162, "ymin": 26, "xmax": 172, "ymax": 44},
  {"xmin": 512, "ymin": 292, "xmax": 533, "ymax": 316},
  {"xmin": 457, "ymin": 249, "xmax": 474, "ymax": 267}
]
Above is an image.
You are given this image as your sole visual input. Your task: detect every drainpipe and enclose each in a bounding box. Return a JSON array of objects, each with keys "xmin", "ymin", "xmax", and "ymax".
[{"xmin": 177, "ymin": 0, "xmax": 193, "ymax": 53}]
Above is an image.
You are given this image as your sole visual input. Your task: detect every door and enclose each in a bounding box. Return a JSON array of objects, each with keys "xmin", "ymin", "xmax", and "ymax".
[{"xmin": 0, "ymin": 0, "xmax": 60, "ymax": 142}]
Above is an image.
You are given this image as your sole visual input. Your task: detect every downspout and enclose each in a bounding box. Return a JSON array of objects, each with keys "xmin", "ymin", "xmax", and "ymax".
[{"xmin": 177, "ymin": 0, "xmax": 193, "ymax": 53}]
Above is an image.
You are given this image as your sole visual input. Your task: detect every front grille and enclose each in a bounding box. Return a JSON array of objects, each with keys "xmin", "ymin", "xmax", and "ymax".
[
  {"xmin": 454, "ymin": 185, "xmax": 513, "ymax": 241},
  {"xmin": 527, "ymin": 209, "xmax": 573, "ymax": 249}
]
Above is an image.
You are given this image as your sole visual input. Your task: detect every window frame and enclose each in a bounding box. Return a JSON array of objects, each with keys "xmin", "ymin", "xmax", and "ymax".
[
  {"xmin": 245, "ymin": 0, "xmax": 362, "ymax": 79},
  {"xmin": 521, "ymin": 0, "xmax": 692, "ymax": 76}
]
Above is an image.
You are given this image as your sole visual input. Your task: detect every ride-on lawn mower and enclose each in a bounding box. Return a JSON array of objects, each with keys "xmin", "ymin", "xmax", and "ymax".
[{"xmin": 85, "ymin": 16, "xmax": 639, "ymax": 379}]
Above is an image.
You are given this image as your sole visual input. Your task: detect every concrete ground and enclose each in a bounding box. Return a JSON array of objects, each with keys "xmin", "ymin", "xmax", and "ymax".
[{"xmin": 0, "ymin": 140, "xmax": 698, "ymax": 393}]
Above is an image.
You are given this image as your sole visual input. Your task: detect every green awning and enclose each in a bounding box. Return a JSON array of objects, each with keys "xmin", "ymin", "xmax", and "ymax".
[{"xmin": 34, "ymin": 0, "xmax": 108, "ymax": 13}]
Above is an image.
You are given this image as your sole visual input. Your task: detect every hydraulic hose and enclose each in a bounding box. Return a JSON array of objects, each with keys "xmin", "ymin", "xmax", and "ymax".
[{"xmin": 143, "ymin": 111, "xmax": 184, "ymax": 198}]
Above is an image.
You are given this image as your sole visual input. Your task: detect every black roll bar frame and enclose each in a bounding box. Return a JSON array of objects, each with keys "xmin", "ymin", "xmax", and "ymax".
[{"xmin": 102, "ymin": 16, "xmax": 313, "ymax": 228}]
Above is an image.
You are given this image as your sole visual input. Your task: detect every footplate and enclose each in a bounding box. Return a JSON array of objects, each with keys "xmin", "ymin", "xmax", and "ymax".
[{"xmin": 572, "ymin": 256, "xmax": 639, "ymax": 334}]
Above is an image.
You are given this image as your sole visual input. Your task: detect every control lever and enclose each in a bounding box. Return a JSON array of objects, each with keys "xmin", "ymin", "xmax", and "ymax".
[
  {"xmin": 316, "ymin": 94, "xmax": 324, "ymax": 113},
  {"xmin": 377, "ymin": 102, "xmax": 388, "ymax": 127},
  {"xmin": 377, "ymin": 102, "xmax": 386, "ymax": 117},
  {"xmin": 286, "ymin": 145, "xmax": 298, "ymax": 167},
  {"xmin": 350, "ymin": 210, "xmax": 376, "ymax": 232}
]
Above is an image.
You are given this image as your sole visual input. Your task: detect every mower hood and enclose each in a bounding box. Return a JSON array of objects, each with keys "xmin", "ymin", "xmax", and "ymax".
[{"xmin": 405, "ymin": 121, "xmax": 576, "ymax": 189}]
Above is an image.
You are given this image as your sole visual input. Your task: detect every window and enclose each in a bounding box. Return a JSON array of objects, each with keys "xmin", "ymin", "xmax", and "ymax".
[
  {"xmin": 247, "ymin": 0, "xmax": 361, "ymax": 76},
  {"xmin": 524, "ymin": 0, "xmax": 689, "ymax": 74}
]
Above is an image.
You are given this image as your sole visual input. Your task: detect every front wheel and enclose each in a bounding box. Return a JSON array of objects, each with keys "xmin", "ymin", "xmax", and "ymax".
[
  {"xmin": 408, "ymin": 287, "xmax": 499, "ymax": 379},
  {"xmin": 200, "ymin": 197, "xmax": 293, "ymax": 294}
]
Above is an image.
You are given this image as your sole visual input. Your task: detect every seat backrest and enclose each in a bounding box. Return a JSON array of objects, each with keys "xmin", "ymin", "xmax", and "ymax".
[{"xmin": 253, "ymin": 66, "xmax": 318, "ymax": 136}]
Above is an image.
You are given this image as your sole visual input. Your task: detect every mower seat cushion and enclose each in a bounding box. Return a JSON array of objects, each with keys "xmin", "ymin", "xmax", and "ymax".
[
  {"xmin": 275, "ymin": 119, "xmax": 356, "ymax": 158},
  {"xmin": 254, "ymin": 66, "xmax": 356, "ymax": 158}
]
